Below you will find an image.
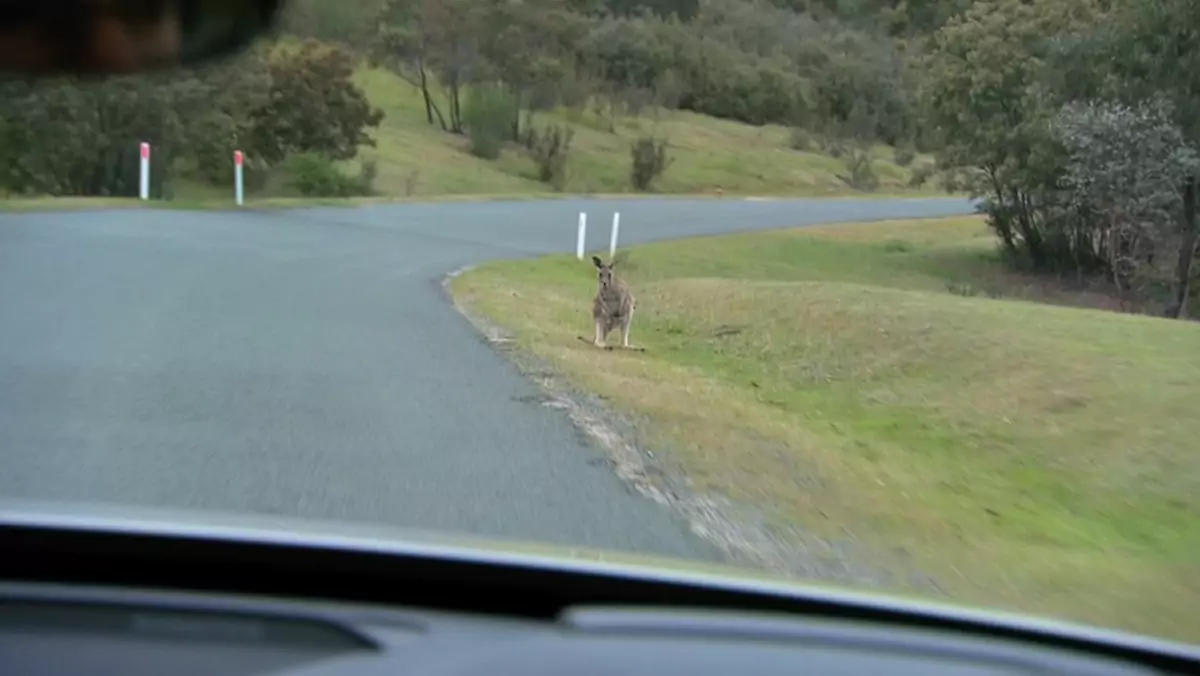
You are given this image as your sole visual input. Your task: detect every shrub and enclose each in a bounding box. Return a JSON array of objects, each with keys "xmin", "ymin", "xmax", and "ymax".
[
  {"xmin": 282, "ymin": 152, "xmax": 375, "ymax": 197},
  {"xmin": 464, "ymin": 84, "xmax": 517, "ymax": 160},
  {"xmin": 838, "ymin": 148, "xmax": 879, "ymax": 192},
  {"xmin": 630, "ymin": 135, "xmax": 672, "ymax": 191},
  {"xmin": 527, "ymin": 124, "xmax": 574, "ymax": 191},
  {"xmin": 788, "ymin": 127, "xmax": 814, "ymax": 151},
  {"xmin": 908, "ymin": 164, "xmax": 934, "ymax": 188}
]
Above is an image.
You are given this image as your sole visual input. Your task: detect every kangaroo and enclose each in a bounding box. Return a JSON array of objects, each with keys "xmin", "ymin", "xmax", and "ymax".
[{"xmin": 591, "ymin": 255, "xmax": 636, "ymax": 349}]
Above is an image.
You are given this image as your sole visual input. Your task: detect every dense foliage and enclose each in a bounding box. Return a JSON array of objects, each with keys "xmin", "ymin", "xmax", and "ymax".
[
  {"xmin": 918, "ymin": 0, "xmax": 1199, "ymax": 317},
  {"xmin": 0, "ymin": 40, "xmax": 383, "ymax": 199}
]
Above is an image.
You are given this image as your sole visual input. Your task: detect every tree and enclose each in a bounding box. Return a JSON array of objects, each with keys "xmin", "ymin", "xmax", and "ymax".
[
  {"xmin": 372, "ymin": 0, "xmax": 486, "ymax": 133},
  {"xmin": 373, "ymin": 0, "xmax": 585, "ymax": 139},
  {"xmin": 250, "ymin": 40, "xmax": 385, "ymax": 165},
  {"xmin": 1051, "ymin": 98, "xmax": 1199, "ymax": 306},
  {"xmin": 278, "ymin": 0, "xmax": 387, "ymax": 46},
  {"xmin": 476, "ymin": 0, "xmax": 588, "ymax": 139},
  {"xmin": 916, "ymin": 0, "xmax": 1104, "ymax": 268},
  {"xmin": 1073, "ymin": 0, "xmax": 1200, "ymax": 317}
]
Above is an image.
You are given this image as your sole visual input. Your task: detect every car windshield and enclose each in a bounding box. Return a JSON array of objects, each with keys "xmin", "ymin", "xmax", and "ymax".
[{"xmin": 1, "ymin": 0, "xmax": 1197, "ymax": 649}]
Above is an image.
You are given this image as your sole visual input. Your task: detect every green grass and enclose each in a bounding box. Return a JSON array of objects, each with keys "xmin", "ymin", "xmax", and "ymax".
[
  {"xmin": 450, "ymin": 216, "xmax": 1200, "ymax": 645},
  {"xmin": 350, "ymin": 67, "xmax": 945, "ymax": 198}
]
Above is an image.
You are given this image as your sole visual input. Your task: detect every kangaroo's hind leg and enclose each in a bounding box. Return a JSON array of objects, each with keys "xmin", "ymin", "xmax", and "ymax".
[
  {"xmin": 593, "ymin": 317, "xmax": 607, "ymax": 348},
  {"xmin": 620, "ymin": 307, "xmax": 636, "ymax": 349}
]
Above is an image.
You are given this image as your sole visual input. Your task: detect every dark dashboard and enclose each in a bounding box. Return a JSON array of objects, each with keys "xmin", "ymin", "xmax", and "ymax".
[
  {"xmin": 2, "ymin": 505, "xmax": 1196, "ymax": 676},
  {"xmin": 1, "ymin": 583, "xmax": 1170, "ymax": 676}
]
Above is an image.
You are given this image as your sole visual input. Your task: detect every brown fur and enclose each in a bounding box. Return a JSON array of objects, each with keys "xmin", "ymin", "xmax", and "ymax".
[{"xmin": 591, "ymin": 255, "xmax": 637, "ymax": 349}]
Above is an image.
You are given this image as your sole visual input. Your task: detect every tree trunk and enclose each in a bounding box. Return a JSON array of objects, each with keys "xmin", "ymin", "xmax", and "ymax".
[
  {"xmin": 511, "ymin": 89, "xmax": 522, "ymax": 142},
  {"xmin": 417, "ymin": 61, "xmax": 436, "ymax": 127},
  {"xmin": 1165, "ymin": 174, "xmax": 1197, "ymax": 319},
  {"xmin": 450, "ymin": 80, "xmax": 463, "ymax": 133}
]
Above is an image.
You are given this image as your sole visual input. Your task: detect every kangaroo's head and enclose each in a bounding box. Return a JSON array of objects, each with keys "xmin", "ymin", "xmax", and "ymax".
[{"xmin": 592, "ymin": 255, "xmax": 618, "ymax": 289}]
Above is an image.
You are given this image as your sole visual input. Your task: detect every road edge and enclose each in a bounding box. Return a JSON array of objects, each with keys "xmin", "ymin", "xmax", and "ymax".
[{"xmin": 0, "ymin": 191, "xmax": 964, "ymax": 215}]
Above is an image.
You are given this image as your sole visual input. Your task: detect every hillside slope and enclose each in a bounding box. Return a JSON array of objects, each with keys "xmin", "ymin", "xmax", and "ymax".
[
  {"xmin": 0, "ymin": 64, "xmax": 948, "ymax": 208},
  {"xmin": 346, "ymin": 68, "xmax": 942, "ymax": 199}
]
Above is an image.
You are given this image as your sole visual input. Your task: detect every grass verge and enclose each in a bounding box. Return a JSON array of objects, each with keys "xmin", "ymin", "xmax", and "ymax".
[
  {"xmin": 0, "ymin": 192, "xmax": 960, "ymax": 214},
  {"xmin": 0, "ymin": 193, "xmax": 562, "ymax": 213},
  {"xmin": 449, "ymin": 215, "xmax": 1200, "ymax": 645}
]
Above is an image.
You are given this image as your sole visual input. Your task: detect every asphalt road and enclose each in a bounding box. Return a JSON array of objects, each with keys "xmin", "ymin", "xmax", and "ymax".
[{"xmin": 0, "ymin": 197, "xmax": 973, "ymax": 562}]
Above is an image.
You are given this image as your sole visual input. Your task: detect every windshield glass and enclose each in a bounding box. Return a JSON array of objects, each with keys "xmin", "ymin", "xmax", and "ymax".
[{"xmin": 1, "ymin": 0, "xmax": 1196, "ymax": 648}]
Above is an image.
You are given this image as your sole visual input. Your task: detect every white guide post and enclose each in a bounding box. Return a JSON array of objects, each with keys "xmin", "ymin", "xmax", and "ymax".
[
  {"xmin": 138, "ymin": 142, "xmax": 150, "ymax": 200},
  {"xmin": 609, "ymin": 212, "xmax": 621, "ymax": 259},
  {"xmin": 234, "ymin": 150, "xmax": 245, "ymax": 206},
  {"xmin": 576, "ymin": 212, "xmax": 587, "ymax": 260}
]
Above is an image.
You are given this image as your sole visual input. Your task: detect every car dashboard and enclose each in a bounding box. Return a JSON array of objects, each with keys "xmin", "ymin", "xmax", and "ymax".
[
  {"xmin": 2, "ymin": 505, "xmax": 1196, "ymax": 676},
  {"xmin": 2, "ymin": 583, "xmax": 1175, "ymax": 676}
]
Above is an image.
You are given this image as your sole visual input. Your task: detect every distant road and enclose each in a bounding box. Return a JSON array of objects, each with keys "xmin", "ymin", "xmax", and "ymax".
[{"xmin": 0, "ymin": 196, "xmax": 974, "ymax": 562}]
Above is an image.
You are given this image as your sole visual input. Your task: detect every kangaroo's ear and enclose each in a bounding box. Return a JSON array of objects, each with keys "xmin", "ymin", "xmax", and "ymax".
[{"xmin": 592, "ymin": 255, "xmax": 603, "ymax": 269}]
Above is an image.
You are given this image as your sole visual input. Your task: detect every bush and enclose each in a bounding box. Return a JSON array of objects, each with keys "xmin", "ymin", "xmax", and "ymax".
[
  {"xmin": 281, "ymin": 152, "xmax": 375, "ymax": 197},
  {"xmin": 788, "ymin": 127, "xmax": 814, "ymax": 151},
  {"xmin": 630, "ymin": 135, "xmax": 672, "ymax": 191},
  {"xmin": 821, "ymin": 138, "xmax": 846, "ymax": 158},
  {"xmin": 893, "ymin": 144, "xmax": 916, "ymax": 166},
  {"xmin": 252, "ymin": 39, "xmax": 384, "ymax": 164},
  {"xmin": 526, "ymin": 124, "xmax": 574, "ymax": 191},
  {"xmin": 908, "ymin": 164, "xmax": 934, "ymax": 188},
  {"xmin": 464, "ymin": 84, "xmax": 517, "ymax": 160},
  {"xmin": 838, "ymin": 148, "xmax": 879, "ymax": 192}
]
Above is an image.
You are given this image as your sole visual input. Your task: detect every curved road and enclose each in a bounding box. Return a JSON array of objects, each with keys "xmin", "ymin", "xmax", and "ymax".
[{"xmin": 0, "ymin": 197, "xmax": 973, "ymax": 562}]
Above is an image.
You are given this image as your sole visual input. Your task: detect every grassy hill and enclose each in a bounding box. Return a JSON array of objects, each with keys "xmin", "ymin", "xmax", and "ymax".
[
  {"xmin": 450, "ymin": 216, "xmax": 1200, "ymax": 645},
  {"xmin": 336, "ymin": 67, "xmax": 942, "ymax": 200}
]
